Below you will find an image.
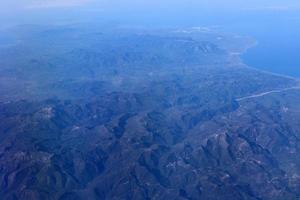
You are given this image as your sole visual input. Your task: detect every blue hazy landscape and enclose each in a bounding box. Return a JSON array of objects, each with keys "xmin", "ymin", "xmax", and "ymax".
[
  {"xmin": 1, "ymin": 1, "xmax": 300, "ymax": 200},
  {"xmin": 110, "ymin": 9, "xmax": 300, "ymax": 77},
  {"xmin": 1, "ymin": 1, "xmax": 300, "ymax": 77},
  {"xmin": 115, "ymin": 10, "xmax": 300, "ymax": 77}
]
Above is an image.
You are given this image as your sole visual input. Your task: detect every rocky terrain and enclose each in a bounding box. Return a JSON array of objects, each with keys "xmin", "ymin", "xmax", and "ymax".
[{"xmin": 1, "ymin": 24, "xmax": 300, "ymax": 200}]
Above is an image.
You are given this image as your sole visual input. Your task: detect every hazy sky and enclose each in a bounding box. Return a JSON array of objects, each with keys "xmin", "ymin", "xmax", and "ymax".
[
  {"xmin": 2, "ymin": 0, "xmax": 300, "ymax": 11},
  {"xmin": 1, "ymin": 0, "xmax": 300, "ymax": 28}
]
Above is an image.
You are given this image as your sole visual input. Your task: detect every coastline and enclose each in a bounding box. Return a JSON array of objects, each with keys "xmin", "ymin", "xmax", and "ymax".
[{"xmin": 237, "ymin": 36, "xmax": 300, "ymax": 83}]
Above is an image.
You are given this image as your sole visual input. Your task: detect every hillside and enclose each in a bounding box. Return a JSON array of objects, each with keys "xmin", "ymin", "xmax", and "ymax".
[{"xmin": 1, "ymin": 25, "xmax": 300, "ymax": 200}]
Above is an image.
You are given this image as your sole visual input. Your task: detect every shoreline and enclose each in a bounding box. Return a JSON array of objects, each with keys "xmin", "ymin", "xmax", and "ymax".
[
  {"xmin": 237, "ymin": 36, "xmax": 300, "ymax": 83},
  {"xmin": 240, "ymin": 37, "xmax": 300, "ymax": 82}
]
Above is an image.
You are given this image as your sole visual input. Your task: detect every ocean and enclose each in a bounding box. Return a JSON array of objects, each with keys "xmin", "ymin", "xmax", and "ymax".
[{"xmin": 218, "ymin": 10, "xmax": 300, "ymax": 78}]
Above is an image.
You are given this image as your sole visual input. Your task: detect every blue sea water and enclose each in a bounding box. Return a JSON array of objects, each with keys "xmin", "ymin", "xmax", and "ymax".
[{"xmin": 200, "ymin": 10, "xmax": 300, "ymax": 78}]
